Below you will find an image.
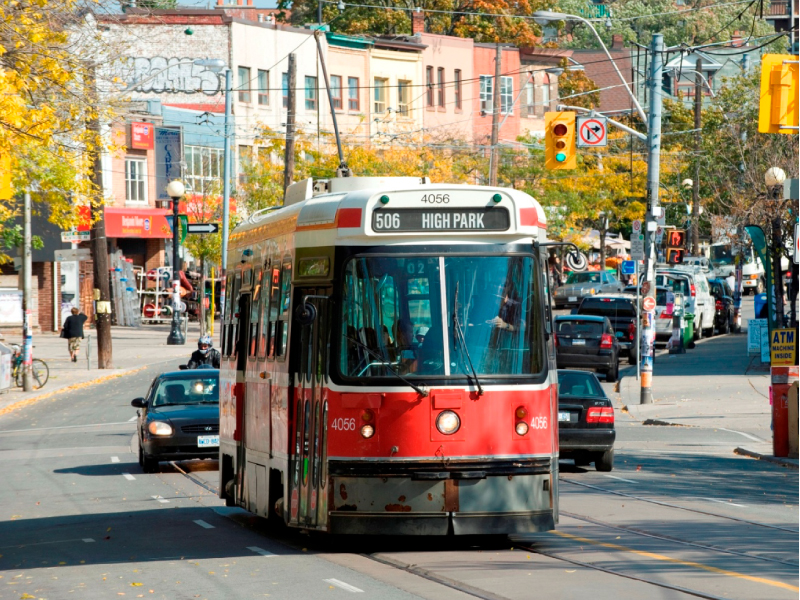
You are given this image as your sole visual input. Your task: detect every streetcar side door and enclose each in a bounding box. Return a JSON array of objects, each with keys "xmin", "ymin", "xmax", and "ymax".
[{"xmin": 234, "ymin": 292, "xmax": 252, "ymax": 503}]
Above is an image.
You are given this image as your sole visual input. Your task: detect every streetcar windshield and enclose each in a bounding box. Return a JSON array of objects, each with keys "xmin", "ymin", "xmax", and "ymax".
[{"xmin": 340, "ymin": 255, "xmax": 543, "ymax": 379}]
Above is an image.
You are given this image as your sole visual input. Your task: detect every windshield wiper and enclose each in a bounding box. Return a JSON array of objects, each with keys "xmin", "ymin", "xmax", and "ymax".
[
  {"xmin": 345, "ymin": 336, "xmax": 429, "ymax": 397},
  {"xmin": 452, "ymin": 282, "xmax": 484, "ymax": 396}
]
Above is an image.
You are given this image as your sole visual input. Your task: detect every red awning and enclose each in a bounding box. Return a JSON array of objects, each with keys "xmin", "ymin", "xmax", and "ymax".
[{"xmin": 105, "ymin": 206, "xmax": 173, "ymax": 239}]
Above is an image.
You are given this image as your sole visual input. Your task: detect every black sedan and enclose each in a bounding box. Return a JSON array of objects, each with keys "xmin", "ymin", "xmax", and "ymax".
[
  {"xmin": 132, "ymin": 369, "xmax": 219, "ymax": 473},
  {"xmin": 554, "ymin": 315, "xmax": 620, "ymax": 382},
  {"xmin": 557, "ymin": 369, "xmax": 615, "ymax": 471}
]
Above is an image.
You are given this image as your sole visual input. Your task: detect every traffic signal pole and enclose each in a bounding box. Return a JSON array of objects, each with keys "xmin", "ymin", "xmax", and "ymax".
[{"xmin": 640, "ymin": 33, "xmax": 664, "ymax": 405}]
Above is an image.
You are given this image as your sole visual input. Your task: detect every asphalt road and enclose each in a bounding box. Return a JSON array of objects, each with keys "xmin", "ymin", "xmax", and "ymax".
[{"xmin": 0, "ymin": 333, "xmax": 796, "ymax": 600}]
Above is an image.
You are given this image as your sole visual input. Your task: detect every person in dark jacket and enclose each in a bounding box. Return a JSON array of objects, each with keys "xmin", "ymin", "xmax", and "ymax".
[
  {"xmin": 62, "ymin": 307, "xmax": 88, "ymax": 363},
  {"xmin": 187, "ymin": 334, "xmax": 221, "ymax": 369}
]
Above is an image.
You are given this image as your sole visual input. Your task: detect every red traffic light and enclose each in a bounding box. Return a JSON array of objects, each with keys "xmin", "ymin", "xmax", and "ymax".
[
  {"xmin": 553, "ymin": 123, "xmax": 568, "ymax": 136},
  {"xmin": 666, "ymin": 230, "xmax": 686, "ymax": 248},
  {"xmin": 666, "ymin": 248, "xmax": 685, "ymax": 264}
]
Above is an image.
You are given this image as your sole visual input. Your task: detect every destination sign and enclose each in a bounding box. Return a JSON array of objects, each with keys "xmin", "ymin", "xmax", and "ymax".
[{"xmin": 372, "ymin": 208, "xmax": 510, "ymax": 233}]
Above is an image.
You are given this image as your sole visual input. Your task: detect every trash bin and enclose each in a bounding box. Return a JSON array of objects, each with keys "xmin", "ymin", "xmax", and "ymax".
[
  {"xmin": 0, "ymin": 342, "xmax": 12, "ymax": 392},
  {"xmin": 683, "ymin": 314, "xmax": 695, "ymax": 348},
  {"xmin": 754, "ymin": 293, "xmax": 768, "ymax": 319}
]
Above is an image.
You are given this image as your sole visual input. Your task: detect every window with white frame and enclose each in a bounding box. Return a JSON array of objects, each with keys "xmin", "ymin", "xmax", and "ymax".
[
  {"xmin": 305, "ymin": 76, "xmax": 318, "ymax": 110},
  {"xmin": 500, "ymin": 76, "xmax": 513, "ymax": 115},
  {"xmin": 541, "ymin": 73, "xmax": 551, "ymax": 112},
  {"xmin": 184, "ymin": 145, "xmax": 223, "ymax": 196},
  {"xmin": 125, "ymin": 158, "xmax": 147, "ymax": 203},
  {"xmin": 480, "ymin": 75, "xmax": 493, "ymax": 113},
  {"xmin": 524, "ymin": 80, "xmax": 534, "ymax": 117},
  {"xmin": 374, "ymin": 77, "xmax": 388, "ymax": 114},
  {"xmin": 397, "ymin": 80, "xmax": 411, "ymax": 117}
]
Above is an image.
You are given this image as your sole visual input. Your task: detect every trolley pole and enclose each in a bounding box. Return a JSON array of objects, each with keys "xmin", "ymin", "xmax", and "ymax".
[
  {"xmin": 640, "ymin": 33, "xmax": 664, "ymax": 405},
  {"xmin": 283, "ymin": 53, "xmax": 297, "ymax": 195}
]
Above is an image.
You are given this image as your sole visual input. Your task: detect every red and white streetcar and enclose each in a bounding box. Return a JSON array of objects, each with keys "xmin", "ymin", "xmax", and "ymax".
[{"xmin": 219, "ymin": 176, "xmax": 559, "ymax": 535}]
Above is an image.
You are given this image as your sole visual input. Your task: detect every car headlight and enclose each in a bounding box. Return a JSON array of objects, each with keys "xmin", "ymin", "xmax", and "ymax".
[
  {"xmin": 148, "ymin": 421, "xmax": 173, "ymax": 436},
  {"xmin": 436, "ymin": 410, "xmax": 460, "ymax": 435}
]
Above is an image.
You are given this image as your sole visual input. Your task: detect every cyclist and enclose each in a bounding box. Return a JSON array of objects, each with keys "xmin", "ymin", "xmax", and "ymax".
[{"xmin": 187, "ymin": 335, "xmax": 220, "ymax": 369}]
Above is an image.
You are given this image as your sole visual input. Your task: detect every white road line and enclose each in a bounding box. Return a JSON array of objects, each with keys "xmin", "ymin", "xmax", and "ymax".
[
  {"xmin": 0, "ymin": 422, "xmax": 134, "ymax": 435},
  {"xmin": 82, "ymin": 538, "xmax": 95, "ymax": 543},
  {"xmin": 122, "ymin": 473, "xmax": 136, "ymax": 481},
  {"xmin": 151, "ymin": 495, "xmax": 169, "ymax": 504},
  {"xmin": 128, "ymin": 416, "xmax": 138, "ymax": 422},
  {"xmin": 110, "ymin": 456, "xmax": 120, "ymax": 463},
  {"xmin": 719, "ymin": 427, "xmax": 763, "ymax": 442},
  {"xmin": 702, "ymin": 497, "xmax": 746, "ymax": 508},
  {"xmin": 247, "ymin": 546, "xmax": 276, "ymax": 557},
  {"xmin": 324, "ymin": 579, "xmax": 364, "ymax": 593},
  {"xmin": 602, "ymin": 474, "xmax": 637, "ymax": 484},
  {"xmin": 193, "ymin": 520, "xmax": 214, "ymax": 529}
]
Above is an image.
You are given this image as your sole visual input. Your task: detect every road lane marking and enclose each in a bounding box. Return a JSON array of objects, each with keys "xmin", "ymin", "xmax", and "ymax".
[
  {"xmin": 719, "ymin": 427, "xmax": 762, "ymax": 442},
  {"xmin": 151, "ymin": 495, "xmax": 169, "ymax": 503},
  {"xmin": 128, "ymin": 416, "xmax": 138, "ymax": 422},
  {"xmin": 193, "ymin": 520, "xmax": 214, "ymax": 529},
  {"xmin": 602, "ymin": 474, "xmax": 637, "ymax": 483},
  {"xmin": 122, "ymin": 473, "xmax": 136, "ymax": 481},
  {"xmin": 110, "ymin": 456, "xmax": 120, "ymax": 463},
  {"xmin": 324, "ymin": 579, "xmax": 364, "ymax": 593},
  {"xmin": 247, "ymin": 546, "xmax": 276, "ymax": 557},
  {"xmin": 551, "ymin": 531, "xmax": 799, "ymax": 592},
  {"xmin": 82, "ymin": 538, "xmax": 95, "ymax": 543},
  {"xmin": 0, "ymin": 422, "xmax": 134, "ymax": 435},
  {"xmin": 702, "ymin": 497, "xmax": 746, "ymax": 508}
]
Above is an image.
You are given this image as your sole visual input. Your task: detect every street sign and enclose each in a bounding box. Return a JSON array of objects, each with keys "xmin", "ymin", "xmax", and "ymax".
[
  {"xmin": 655, "ymin": 226, "xmax": 664, "ymax": 244},
  {"xmin": 187, "ymin": 223, "xmax": 220, "ymax": 234},
  {"xmin": 54, "ymin": 249, "xmax": 91, "ymax": 262},
  {"xmin": 632, "ymin": 220, "xmax": 642, "ymax": 233},
  {"xmin": 770, "ymin": 328, "xmax": 797, "ymax": 366},
  {"xmin": 621, "ymin": 260, "xmax": 636, "ymax": 276},
  {"xmin": 576, "ymin": 116, "xmax": 608, "ymax": 147},
  {"xmin": 61, "ymin": 230, "xmax": 90, "ymax": 243},
  {"xmin": 642, "ymin": 296, "xmax": 656, "ymax": 312},
  {"xmin": 166, "ymin": 215, "xmax": 188, "ymax": 244},
  {"xmin": 631, "ymin": 233, "xmax": 645, "ymax": 261}
]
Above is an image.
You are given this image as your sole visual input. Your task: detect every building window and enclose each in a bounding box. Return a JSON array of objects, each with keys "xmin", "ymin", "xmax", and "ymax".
[
  {"xmin": 305, "ymin": 76, "xmax": 317, "ymax": 110},
  {"xmin": 185, "ymin": 145, "xmax": 223, "ymax": 196},
  {"xmin": 330, "ymin": 75, "xmax": 342, "ymax": 110},
  {"xmin": 374, "ymin": 77, "xmax": 387, "ymax": 114},
  {"xmin": 125, "ymin": 158, "xmax": 147, "ymax": 203},
  {"xmin": 238, "ymin": 66, "xmax": 251, "ymax": 103},
  {"xmin": 480, "ymin": 75, "xmax": 493, "ymax": 113},
  {"xmin": 238, "ymin": 145, "xmax": 251, "ymax": 184},
  {"xmin": 397, "ymin": 79, "xmax": 411, "ymax": 117},
  {"xmin": 437, "ymin": 67, "xmax": 445, "ymax": 107},
  {"xmin": 348, "ymin": 77, "xmax": 359, "ymax": 110},
  {"xmin": 500, "ymin": 75, "xmax": 513, "ymax": 115},
  {"xmin": 524, "ymin": 80, "xmax": 534, "ymax": 117},
  {"xmin": 541, "ymin": 73, "xmax": 550, "ymax": 112},
  {"xmin": 282, "ymin": 72, "xmax": 289, "ymax": 108},
  {"xmin": 454, "ymin": 69, "xmax": 462, "ymax": 110},
  {"xmin": 257, "ymin": 69, "xmax": 269, "ymax": 105},
  {"xmin": 426, "ymin": 66, "xmax": 434, "ymax": 106}
]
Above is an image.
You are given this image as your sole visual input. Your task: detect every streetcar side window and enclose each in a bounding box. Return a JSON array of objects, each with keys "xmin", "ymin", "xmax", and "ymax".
[
  {"xmin": 277, "ymin": 260, "xmax": 292, "ymax": 359},
  {"xmin": 258, "ymin": 266, "xmax": 270, "ymax": 358},
  {"xmin": 267, "ymin": 265, "xmax": 281, "ymax": 359},
  {"xmin": 249, "ymin": 268, "xmax": 262, "ymax": 358}
]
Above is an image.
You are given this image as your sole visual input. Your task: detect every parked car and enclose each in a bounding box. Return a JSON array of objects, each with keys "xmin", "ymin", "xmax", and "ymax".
[
  {"xmin": 656, "ymin": 267, "xmax": 715, "ymax": 339},
  {"xmin": 554, "ymin": 270, "xmax": 625, "ymax": 308},
  {"xmin": 132, "ymin": 369, "xmax": 220, "ymax": 473},
  {"xmin": 557, "ymin": 369, "xmax": 615, "ymax": 471},
  {"xmin": 708, "ymin": 277, "xmax": 735, "ymax": 334},
  {"xmin": 554, "ymin": 315, "xmax": 620, "ymax": 382},
  {"xmin": 575, "ymin": 294, "xmax": 637, "ymax": 364}
]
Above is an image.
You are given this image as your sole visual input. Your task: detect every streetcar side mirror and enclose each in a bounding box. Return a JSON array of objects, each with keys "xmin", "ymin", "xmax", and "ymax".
[{"xmin": 295, "ymin": 302, "xmax": 317, "ymax": 325}]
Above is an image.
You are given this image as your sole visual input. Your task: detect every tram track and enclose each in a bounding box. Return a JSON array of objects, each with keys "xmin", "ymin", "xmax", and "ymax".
[{"xmin": 560, "ymin": 477, "xmax": 800, "ymax": 534}]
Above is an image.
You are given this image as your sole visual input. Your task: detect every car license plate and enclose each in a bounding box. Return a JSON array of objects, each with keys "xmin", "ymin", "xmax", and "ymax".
[
  {"xmin": 615, "ymin": 331, "xmax": 624, "ymax": 337},
  {"xmin": 573, "ymin": 338, "xmax": 586, "ymax": 345},
  {"xmin": 197, "ymin": 435, "xmax": 219, "ymax": 448},
  {"xmin": 568, "ymin": 296, "xmax": 578, "ymax": 303},
  {"xmin": 558, "ymin": 412, "xmax": 570, "ymax": 422}
]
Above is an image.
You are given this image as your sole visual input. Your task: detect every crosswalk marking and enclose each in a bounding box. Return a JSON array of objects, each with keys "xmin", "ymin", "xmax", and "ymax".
[
  {"xmin": 193, "ymin": 520, "xmax": 214, "ymax": 529},
  {"xmin": 324, "ymin": 579, "xmax": 364, "ymax": 593},
  {"xmin": 122, "ymin": 473, "xmax": 135, "ymax": 481},
  {"xmin": 247, "ymin": 546, "xmax": 276, "ymax": 557},
  {"xmin": 110, "ymin": 456, "xmax": 120, "ymax": 463}
]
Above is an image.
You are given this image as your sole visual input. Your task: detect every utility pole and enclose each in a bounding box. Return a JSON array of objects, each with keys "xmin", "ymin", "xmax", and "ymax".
[
  {"xmin": 88, "ymin": 64, "xmax": 113, "ymax": 369},
  {"xmin": 691, "ymin": 57, "xmax": 703, "ymax": 256},
  {"xmin": 640, "ymin": 33, "xmax": 664, "ymax": 406},
  {"xmin": 22, "ymin": 190, "xmax": 32, "ymax": 391},
  {"xmin": 220, "ymin": 68, "xmax": 232, "ymax": 323},
  {"xmin": 283, "ymin": 53, "xmax": 297, "ymax": 195},
  {"xmin": 488, "ymin": 43, "xmax": 502, "ymax": 186}
]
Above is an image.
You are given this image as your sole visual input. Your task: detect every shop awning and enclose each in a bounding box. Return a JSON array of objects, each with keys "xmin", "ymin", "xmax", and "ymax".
[{"xmin": 105, "ymin": 206, "xmax": 173, "ymax": 239}]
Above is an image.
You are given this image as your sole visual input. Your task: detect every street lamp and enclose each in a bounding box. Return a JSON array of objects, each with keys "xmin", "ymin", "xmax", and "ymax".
[
  {"xmin": 532, "ymin": 10, "xmax": 647, "ymax": 126},
  {"xmin": 166, "ymin": 179, "xmax": 186, "ymax": 346}
]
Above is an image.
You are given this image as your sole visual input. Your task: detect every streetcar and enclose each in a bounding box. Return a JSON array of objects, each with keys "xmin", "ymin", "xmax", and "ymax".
[{"xmin": 219, "ymin": 176, "xmax": 559, "ymax": 535}]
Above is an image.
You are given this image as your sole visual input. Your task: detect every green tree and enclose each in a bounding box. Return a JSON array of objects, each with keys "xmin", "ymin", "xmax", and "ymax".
[{"xmin": 557, "ymin": 58, "xmax": 600, "ymax": 109}]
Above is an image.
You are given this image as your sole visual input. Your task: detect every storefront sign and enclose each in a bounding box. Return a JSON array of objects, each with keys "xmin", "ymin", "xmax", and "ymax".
[
  {"xmin": 130, "ymin": 122, "xmax": 154, "ymax": 150},
  {"xmin": 155, "ymin": 127, "xmax": 183, "ymax": 201},
  {"xmin": 105, "ymin": 207, "xmax": 172, "ymax": 238},
  {"xmin": 771, "ymin": 328, "xmax": 797, "ymax": 366}
]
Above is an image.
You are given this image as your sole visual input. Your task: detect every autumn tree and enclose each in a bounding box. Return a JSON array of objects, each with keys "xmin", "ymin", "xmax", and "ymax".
[{"xmin": 556, "ymin": 58, "xmax": 600, "ymax": 109}]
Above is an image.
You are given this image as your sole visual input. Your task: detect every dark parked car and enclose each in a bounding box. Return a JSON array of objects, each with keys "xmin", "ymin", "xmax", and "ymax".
[
  {"xmin": 575, "ymin": 294, "xmax": 638, "ymax": 364},
  {"xmin": 557, "ymin": 369, "xmax": 615, "ymax": 471},
  {"xmin": 554, "ymin": 270, "xmax": 625, "ymax": 309},
  {"xmin": 132, "ymin": 370, "xmax": 220, "ymax": 473},
  {"xmin": 708, "ymin": 278, "xmax": 734, "ymax": 334},
  {"xmin": 554, "ymin": 315, "xmax": 620, "ymax": 382}
]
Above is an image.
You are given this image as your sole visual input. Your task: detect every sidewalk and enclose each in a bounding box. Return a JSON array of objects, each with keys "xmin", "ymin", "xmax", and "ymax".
[
  {"xmin": 0, "ymin": 322, "xmax": 218, "ymax": 415},
  {"xmin": 615, "ymin": 332, "xmax": 798, "ymax": 469}
]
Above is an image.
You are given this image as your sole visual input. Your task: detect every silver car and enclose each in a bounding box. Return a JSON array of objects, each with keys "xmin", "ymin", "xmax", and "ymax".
[{"xmin": 555, "ymin": 271, "xmax": 625, "ymax": 308}]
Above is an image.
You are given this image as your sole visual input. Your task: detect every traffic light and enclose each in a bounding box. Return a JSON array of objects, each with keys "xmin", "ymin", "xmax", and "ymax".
[
  {"xmin": 0, "ymin": 154, "xmax": 12, "ymax": 201},
  {"xmin": 665, "ymin": 228, "xmax": 686, "ymax": 264},
  {"xmin": 545, "ymin": 111, "xmax": 577, "ymax": 170},
  {"xmin": 666, "ymin": 248, "xmax": 685, "ymax": 264},
  {"xmin": 758, "ymin": 54, "xmax": 799, "ymax": 134}
]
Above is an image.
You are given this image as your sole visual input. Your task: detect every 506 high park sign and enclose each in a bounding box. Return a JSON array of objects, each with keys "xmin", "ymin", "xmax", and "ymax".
[{"xmin": 770, "ymin": 329, "xmax": 797, "ymax": 367}]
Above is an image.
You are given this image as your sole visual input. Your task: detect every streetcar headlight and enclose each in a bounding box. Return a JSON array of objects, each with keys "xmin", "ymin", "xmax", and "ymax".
[
  {"xmin": 436, "ymin": 410, "xmax": 460, "ymax": 435},
  {"xmin": 515, "ymin": 421, "xmax": 529, "ymax": 436},
  {"xmin": 360, "ymin": 424, "xmax": 375, "ymax": 439},
  {"xmin": 148, "ymin": 421, "xmax": 173, "ymax": 436}
]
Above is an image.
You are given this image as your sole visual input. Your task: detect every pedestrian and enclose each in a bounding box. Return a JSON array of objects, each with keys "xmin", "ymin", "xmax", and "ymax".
[{"xmin": 62, "ymin": 307, "xmax": 87, "ymax": 363}]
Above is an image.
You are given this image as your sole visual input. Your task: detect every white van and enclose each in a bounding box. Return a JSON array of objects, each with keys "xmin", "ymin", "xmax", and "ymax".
[
  {"xmin": 709, "ymin": 243, "xmax": 765, "ymax": 294},
  {"xmin": 656, "ymin": 267, "xmax": 716, "ymax": 339}
]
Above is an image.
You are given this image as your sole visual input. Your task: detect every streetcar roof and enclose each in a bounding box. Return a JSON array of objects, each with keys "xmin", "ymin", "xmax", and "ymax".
[{"xmin": 229, "ymin": 177, "xmax": 547, "ymax": 250}]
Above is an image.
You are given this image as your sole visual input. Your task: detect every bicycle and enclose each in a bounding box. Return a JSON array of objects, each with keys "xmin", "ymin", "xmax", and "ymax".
[{"xmin": 10, "ymin": 344, "xmax": 49, "ymax": 390}]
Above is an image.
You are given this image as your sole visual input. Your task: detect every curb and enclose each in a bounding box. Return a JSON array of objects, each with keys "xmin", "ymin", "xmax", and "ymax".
[{"xmin": 734, "ymin": 447, "xmax": 799, "ymax": 469}]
